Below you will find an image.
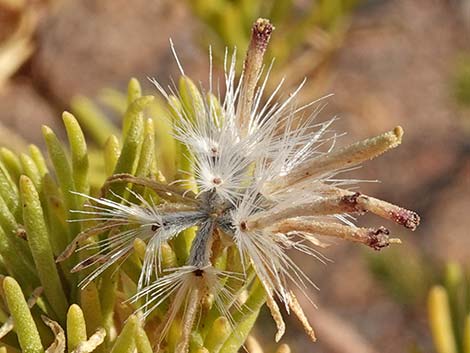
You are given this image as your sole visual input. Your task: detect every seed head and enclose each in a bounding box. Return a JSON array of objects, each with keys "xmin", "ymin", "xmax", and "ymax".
[{"xmin": 60, "ymin": 18, "xmax": 420, "ymax": 348}]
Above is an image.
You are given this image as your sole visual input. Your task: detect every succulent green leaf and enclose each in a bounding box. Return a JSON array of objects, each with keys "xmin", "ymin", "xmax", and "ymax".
[
  {"xmin": 464, "ymin": 314, "xmax": 470, "ymax": 353},
  {"xmin": 135, "ymin": 324, "xmax": 152, "ymax": 353},
  {"xmin": 428, "ymin": 286, "xmax": 457, "ymax": 353},
  {"xmin": 150, "ymin": 100, "xmax": 177, "ymax": 181},
  {"xmin": 63, "ymin": 112, "xmax": 90, "ymax": 195},
  {"xmin": 135, "ymin": 119, "xmax": 155, "ymax": 178},
  {"xmin": 42, "ymin": 174, "xmax": 71, "ymax": 258},
  {"xmin": 204, "ymin": 316, "xmax": 231, "ymax": 353},
  {"xmin": 67, "ymin": 304, "xmax": 87, "ymax": 353},
  {"xmin": 127, "ymin": 78, "xmax": 142, "ymax": 105},
  {"xmin": 29, "ymin": 145, "xmax": 49, "ymax": 177},
  {"xmin": 98, "ymin": 88, "xmax": 128, "ymax": 116},
  {"xmin": 0, "ymin": 147, "xmax": 22, "ymax": 182},
  {"xmin": 42, "ymin": 125, "xmax": 80, "ymax": 238},
  {"xmin": 113, "ymin": 112, "xmax": 144, "ymax": 175},
  {"xmin": 122, "ymin": 96, "xmax": 154, "ymax": 140},
  {"xmin": 71, "ymin": 328, "xmax": 106, "ymax": 353},
  {"xmin": 20, "ymin": 153, "xmax": 42, "ymax": 190},
  {"xmin": 104, "ymin": 135, "xmax": 120, "ymax": 177},
  {"xmin": 218, "ymin": 311, "xmax": 258, "ymax": 353},
  {"xmin": 444, "ymin": 263, "xmax": 466, "ymax": 352},
  {"xmin": 167, "ymin": 94, "xmax": 194, "ymax": 180},
  {"xmin": 194, "ymin": 348, "xmax": 209, "ymax": 353},
  {"xmin": 3, "ymin": 277, "xmax": 44, "ymax": 353},
  {"xmin": 20, "ymin": 175, "xmax": 69, "ymax": 321},
  {"xmin": 161, "ymin": 242, "xmax": 178, "ymax": 269},
  {"xmin": 99, "ymin": 268, "xmax": 118, "ymax": 345},
  {"xmin": 0, "ymin": 194, "xmax": 34, "ymax": 266},
  {"xmin": 80, "ymin": 282, "xmax": 103, "ymax": 337},
  {"xmin": 71, "ymin": 96, "xmax": 120, "ymax": 147},
  {"xmin": 0, "ymin": 162, "xmax": 20, "ymax": 216},
  {"xmin": 178, "ymin": 76, "xmax": 204, "ymax": 123},
  {"xmin": 109, "ymin": 316, "xmax": 138, "ymax": 353},
  {"xmin": 189, "ymin": 332, "xmax": 204, "ymax": 353},
  {"xmin": 0, "ymin": 226, "xmax": 37, "ymax": 288},
  {"xmin": 219, "ymin": 279, "xmax": 266, "ymax": 353}
]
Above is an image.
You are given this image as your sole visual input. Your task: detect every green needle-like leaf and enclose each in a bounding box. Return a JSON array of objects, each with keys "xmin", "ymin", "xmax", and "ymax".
[
  {"xmin": 204, "ymin": 316, "xmax": 231, "ymax": 353},
  {"xmin": 42, "ymin": 174, "xmax": 71, "ymax": 257},
  {"xmin": 445, "ymin": 263, "xmax": 465, "ymax": 352},
  {"xmin": 464, "ymin": 314, "xmax": 470, "ymax": 353},
  {"xmin": 42, "ymin": 125, "xmax": 80, "ymax": 238},
  {"xmin": 179, "ymin": 76, "xmax": 204, "ymax": 123},
  {"xmin": 109, "ymin": 315, "xmax": 138, "ymax": 353},
  {"xmin": 20, "ymin": 153, "xmax": 42, "ymax": 190},
  {"xmin": 0, "ymin": 226, "xmax": 37, "ymax": 286},
  {"xmin": 127, "ymin": 78, "xmax": 142, "ymax": 105},
  {"xmin": 122, "ymin": 96, "xmax": 154, "ymax": 140},
  {"xmin": 63, "ymin": 112, "xmax": 90, "ymax": 196},
  {"xmin": 0, "ymin": 194, "xmax": 34, "ymax": 265},
  {"xmin": 80, "ymin": 281, "xmax": 104, "ymax": 338},
  {"xmin": 28, "ymin": 145, "xmax": 49, "ymax": 177},
  {"xmin": 104, "ymin": 135, "xmax": 121, "ymax": 177},
  {"xmin": 67, "ymin": 304, "xmax": 87, "ymax": 353},
  {"xmin": 113, "ymin": 111, "xmax": 144, "ymax": 175},
  {"xmin": 0, "ymin": 162, "xmax": 20, "ymax": 217},
  {"xmin": 100, "ymin": 268, "xmax": 118, "ymax": 345},
  {"xmin": 428, "ymin": 286, "xmax": 457, "ymax": 353},
  {"xmin": 71, "ymin": 96, "xmax": 120, "ymax": 147},
  {"xmin": 0, "ymin": 147, "xmax": 22, "ymax": 182},
  {"xmin": 135, "ymin": 119, "xmax": 155, "ymax": 178},
  {"xmin": 99, "ymin": 88, "xmax": 128, "ymax": 116},
  {"xmin": 20, "ymin": 175, "xmax": 69, "ymax": 321},
  {"xmin": 219, "ymin": 279, "xmax": 267, "ymax": 353},
  {"xmin": 80, "ymin": 283, "xmax": 103, "ymax": 338},
  {"xmin": 193, "ymin": 348, "xmax": 209, "ymax": 353},
  {"xmin": 3, "ymin": 277, "xmax": 44, "ymax": 353},
  {"xmin": 135, "ymin": 324, "xmax": 153, "ymax": 353}
]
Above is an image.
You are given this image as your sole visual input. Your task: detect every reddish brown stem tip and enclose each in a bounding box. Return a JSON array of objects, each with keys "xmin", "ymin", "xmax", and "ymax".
[
  {"xmin": 251, "ymin": 18, "xmax": 275, "ymax": 51},
  {"xmin": 389, "ymin": 208, "xmax": 420, "ymax": 231}
]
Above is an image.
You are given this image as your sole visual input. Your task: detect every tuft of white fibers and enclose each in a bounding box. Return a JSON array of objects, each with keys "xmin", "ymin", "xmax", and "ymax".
[
  {"xmin": 60, "ymin": 18, "xmax": 420, "ymax": 346},
  {"xmin": 65, "ymin": 189, "xmax": 205, "ymax": 289}
]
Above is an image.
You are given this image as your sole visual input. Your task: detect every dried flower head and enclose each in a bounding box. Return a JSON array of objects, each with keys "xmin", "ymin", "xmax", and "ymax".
[{"xmin": 60, "ymin": 18, "xmax": 420, "ymax": 350}]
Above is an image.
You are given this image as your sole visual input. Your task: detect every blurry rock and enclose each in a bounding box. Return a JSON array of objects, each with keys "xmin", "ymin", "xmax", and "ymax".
[
  {"xmin": 285, "ymin": 2, "xmax": 468, "ymax": 353},
  {"xmin": 0, "ymin": 80, "xmax": 60, "ymax": 148},
  {"xmin": 0, "ymin": 5, "xmax": 19, "ymax": 42},
  {"xmin": 428, "ymin": 164, "xmax": 470, "ymax": 263},
  {"xmin": 327, "ymin": 0, "xmax": 465, "ymax": 204},
  {"xmin": 32, "ymin": 0, "xmax": 206, "ymax": 105}
]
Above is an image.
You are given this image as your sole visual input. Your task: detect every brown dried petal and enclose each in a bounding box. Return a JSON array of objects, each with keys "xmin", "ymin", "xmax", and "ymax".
[
  {"xmin": 42, "ymin": 316, "xmax": 66, "ymax": 353},
  {"xmin": 288, "ymin": 291, "xmax": 316, "ymax": 342},
  {"xmin": 266, "ymin": 296, "xmax": 286, "ymax": 342},
  {"xmin": 71, "ymin": 328, "xmax": 106, "ymax": 353}
]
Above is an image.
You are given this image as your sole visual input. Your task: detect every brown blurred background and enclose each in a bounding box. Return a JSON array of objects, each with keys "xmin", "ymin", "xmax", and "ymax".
[{"xmin": 1, "ymin": 0, "xmax": 469, "ymax": 352}]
